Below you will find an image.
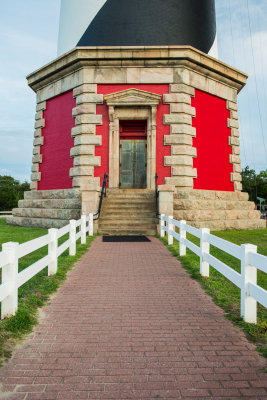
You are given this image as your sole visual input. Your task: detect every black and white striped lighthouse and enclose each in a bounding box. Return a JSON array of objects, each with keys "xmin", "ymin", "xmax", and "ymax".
[{"xmin": 58, "ymin": 0, "xmax": 217, "ymax": 57}]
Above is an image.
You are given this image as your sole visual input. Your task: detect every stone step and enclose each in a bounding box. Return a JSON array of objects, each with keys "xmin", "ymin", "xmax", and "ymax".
[
  {"xmin": 107, "ymin": 189, "xmax": 154, "ymax": 194},
  {"xmin": 102, "ymin": 210, "xmax": 156, "ymax": 217},
  {"xmin": 98, "ymin": 222, "xmax": 157, "ymax": 229},
  {"xmin": 24, "ymin": 189, "xmax": 81, "ymax": 200},
  {"xmin": 98, "ymin": 228, "xmax": 157, "ymax": 236},
  {"xmin": 174, "ymin": 209, "xmax": 261, "ymax": 221},
  {"xmin": 99, "ymin": 217, "xmax": 156, "ymax": 224},
  {"xmin": 102, "ymin": 198, "xmax": 155, "ymax": 205},
  {"xmin": 175, "ymin": 188, "xmax": 249, "ymax": 201},
  {"xmin": 12, "ymin": 208, "xmax": 81, "ymax": 220},
  {"xmin": 6, "ymin": 216, "xmax": 69, "ymax": 229},
  {"xmin": 174, "ymin": 199, "xmax": 255, "ymax": 211},
  {"xmin": 18, "ymin": 198, "xmax": 81, "ymax": 210},
  {"xmin": 188, "ymin": 218, "xmax": 266, "ymax": 231},
  {"xmin": 106, "ymin": 192, "xmax": 155, "ymax": 199}
]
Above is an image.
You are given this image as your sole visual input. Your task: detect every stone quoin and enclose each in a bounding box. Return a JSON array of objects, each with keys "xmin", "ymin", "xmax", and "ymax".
[{"xmin": 7, "ymin": 0, "xmax": 265, "ymax": 232}]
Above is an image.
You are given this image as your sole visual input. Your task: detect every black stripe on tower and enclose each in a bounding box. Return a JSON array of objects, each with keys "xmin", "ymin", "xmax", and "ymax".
[{"xmin": 77, "ymin": 0, "xmax": 216, "ymax": 54}]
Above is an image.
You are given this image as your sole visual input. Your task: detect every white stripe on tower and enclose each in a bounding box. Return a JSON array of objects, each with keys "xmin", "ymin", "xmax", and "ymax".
[
  {"xmin": 57, "ymin": 0, "xmax": 108, "ymax": 56},
  {"xmin": 208, "ymin": 34, "xmax": 218, "ymax": 59}
]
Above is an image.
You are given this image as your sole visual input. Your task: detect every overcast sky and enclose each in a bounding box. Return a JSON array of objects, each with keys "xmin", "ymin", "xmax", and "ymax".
[{"xmin": 0, "ymin": 0, "xmax": 266, "ymax": 183}]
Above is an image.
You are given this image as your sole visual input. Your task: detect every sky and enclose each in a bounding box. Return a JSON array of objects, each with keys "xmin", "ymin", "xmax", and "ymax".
[{"xmin": 0, "ymin": 0, "xmax": 266, "ymax": 183}]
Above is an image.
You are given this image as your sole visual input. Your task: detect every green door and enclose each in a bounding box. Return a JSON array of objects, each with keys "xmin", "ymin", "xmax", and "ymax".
[{"xmin": 120, "ymin": 140, "xmax": 147, "ymax": 188}]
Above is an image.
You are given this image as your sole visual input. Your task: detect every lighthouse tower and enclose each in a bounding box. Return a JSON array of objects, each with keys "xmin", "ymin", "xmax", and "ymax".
[{"xmin": 8, "ymin": 0, "xmax": 265, "ymax": 232}]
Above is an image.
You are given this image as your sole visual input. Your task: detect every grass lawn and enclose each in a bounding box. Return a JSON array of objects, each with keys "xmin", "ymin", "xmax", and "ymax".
[
  {"xmin": 0, "ymin": 218, "xmax": 95, "ymax": 365},
  {"xmin": 159, "ymin": 227, "xmax": 267, "ymax": 358}
]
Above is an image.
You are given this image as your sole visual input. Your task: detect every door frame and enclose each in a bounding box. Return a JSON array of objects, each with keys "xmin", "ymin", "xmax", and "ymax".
[{"xmin": 104, "ymin": 89, "xmax": 162, "ymax": 189}]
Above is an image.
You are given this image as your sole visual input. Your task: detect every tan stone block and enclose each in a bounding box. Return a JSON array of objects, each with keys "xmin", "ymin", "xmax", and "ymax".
[
  {"xmin": 231, "ymin": 128, "xmax": 240, "ymax": 137},
  {"xmin": 30, "ymin": 181, "xmax": 38, "ymax": 190},
  {"xmin": 36, "ymin": 101, "xmax": 46, "ymax": 112},
  {"xmin": 163, "ymin": 94, "xmax": 180, "ymax": 103},
  {"xmin": 164, "ymin": 134, "xmax": 192, "ymax": 146},
  {"xmin": 73, "ymin": 84, "xmax": 97, "ymax": 96},
  {"xmin": 170, "ymin": 84, "xmax": 195, "ymax": 96},
  {"xmin": 167, "ymin": 93, "xmax": 192, "ymax": 104},
  {"xmin": 233, "ymin": 164, "xmax": 242, "ymax": 173},
  {"xmin": 70, "ymin": 145, "xmax": 95, "ymax": 157},
  {"xmin": 164, "ymin": 155, "xmax": 193, "ymax": 167},
  {"xmin": 126, "ymin": 68, "xmax": 141, "ymax": 83},
  {"xmin": 165, "ymin": 176, "xmax": 193, "ymax": 187},
  {"xmin": 170, "ymin": 124, "xmax": 196, "ymax": 136},
  {"xmin": 140, "ymin": 68, "xmax": 173, "ymax": 83},
  {"xmin": 31, "ymin": 172, "xmax": 41, "ymax": 181},
  {"xmin": 34, "ymin": 129, "xmax": 42, "ymax": 138},
  {"xmin": 171, "ymin": 166, "xmax": 197, "ymax": 177},
  {"xmin": 32, "ymin": 146, "xmax": 40, "ymax": 155},
  {"xmin": 71, "ymin": 125, "xmax": 96, "ymax": 136},
  {"xmin": 163, "ymin": 114, "xmax": 192, "ymax": 125},
  {"xmin": 75, "ymin": 114, "xmax": 102, "ymax": 125},
  {"xmin": 234, "ymin": 182, "xmax": 242, "ymax": 191},
  {"xmin": 237, "ymin": 191, "xmax": 249, "ymax": 201},
  {"xmin": 76, "ymin": 93, "xmax": 103, "ymax": 105},
  {"xmin": 72, "ymin": 104, "xmax": 96, "ymax": 116},
  {"xmin": 32, "ymin": 154, "xmax": 42, "ymax": 163},
  {"xmin": 94, "ymin": 68, "xmax": 127, "ymax": 84},
  {"xmin": 226, "ymin": 101, "xmax": 238, "ymax": 111},
  {"xmin": 230, "ymin": 110, "xmax": 238, "ymax": 120},
  {"xmin": 34, "ymin": 119, "xmax": 45, "ymax": 129},
  {"xmin": 228, "ymin": 137, "xmax": 240, "ymax": 146},
  {"xmin": 73, "ymin": 156, "xmax": 101, "ymax": 167},
  {"xmin": 73, "ymin": 176, "xmax": 100, "ymax": 188},
  {"xmin": 227, "ymin": 118, "xmax": 239, "ymax": 129},
  {"xmin": 35, "ymin": 111, "xmax": 43, "ymax": 120},
  {"xmin": 82, "ymin": 68, "xmax": 95, "ymax": 84},
  {"xmin": 171, "ymin": 145, "xmax": 196, "ymax": 157},
  {"xmin": 170, "ymin": 104, "xmax": 196, "ymax": 116},
  {"xmin": 69, "ymin": 166, "xmax": 94, "ymax": 177},
  {"xmin": 229, "ymin": 154, "xmax": 241, "ymax": 164},
  {"xmin": 74, "ymin": 135, "xmax": 102, "ymax": 146},
  {"xmin": 232, "ymin": 146, "xmax": 240, "ymax": 155},
  {"xmin": 231, "ymin": 172, "xmax": 242, "ymax": 182},
  {"xmin": 31, "ymin": 163, "xmax": 39, "ymax": 173},
  {"xmin": 33, "ymin": 137, "xmax": 44, "ymax": 146}
]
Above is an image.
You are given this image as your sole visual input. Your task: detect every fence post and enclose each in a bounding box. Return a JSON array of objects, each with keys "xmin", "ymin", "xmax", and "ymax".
[
  {"xmin": 200, "ymin": 228, "xmax": 210, "ymax": 277},
  {"xmin": 168, "ymin": 216, "xmax": 173, "ymax": 245},
  {"xmin": 81, "ymin": 215, "xmax": 86, "ymax": 244},
  {"xmin": 69, "ymin": 220, "xmax": 76, "ymax": 256},
  {"xmin": 160, "ymin": 214, "xmax": 165, "ymax": 237},
  {"xmin": 1, "ymin": 242, "xmax": 19, "ymax": 318},
  {"xmin": 241, "ymin": 243, "xmax": 257, "ymax": 324},
  {"xmin": 89, "ymin": 213, "xmax": 94, "ymax": 236},
  {"xmin": 179, "ymin": 220, "xmax": 186, "ymax": 256},
  {"xmin": 48, "ymin": 228, "xmax": 58, "ymax": 276}
]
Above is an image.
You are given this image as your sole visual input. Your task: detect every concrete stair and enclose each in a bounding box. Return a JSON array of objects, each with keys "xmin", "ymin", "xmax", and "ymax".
[
  {"xmin": 98, "ymin": 189, "xmax": 157, "ymax": 235},
  {"xmin": 6, "ymin": 189, "xmax": 82, "ymax": 229}
]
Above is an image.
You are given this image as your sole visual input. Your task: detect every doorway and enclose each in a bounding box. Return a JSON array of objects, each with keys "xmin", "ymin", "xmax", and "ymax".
[{"xmin": 119, "ymin": 121, "xmax": 147, "ymax": 189}]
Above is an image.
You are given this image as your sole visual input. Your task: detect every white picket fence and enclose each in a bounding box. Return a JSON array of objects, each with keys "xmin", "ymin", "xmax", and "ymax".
[
  {"xmin": 0, "ymin": 213, "xmax": 94, "ymax": 319},
  {"xmin": 160, "ymin": 214, "xmax": 267, "ymax": 324}
]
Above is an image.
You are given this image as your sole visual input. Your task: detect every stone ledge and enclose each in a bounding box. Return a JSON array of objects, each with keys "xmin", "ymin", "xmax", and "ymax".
[
  {"xmin": 71, "ymin": 125, "xmax": 96, "ymax": 136},
  {"xmin": 75, "ymin": 114, "xmax": 102, "ymax": 125},
  {"xmin": 170, "ymin": 124, "xmax": 196, "ymax": 136},
  {"xmin": 76, "ymin": 93, "xmax": 103, "ymax": 105},
  {"xmin": 175, "ymin": 188, "xmax": 249, "ymax": 201},
  {"xmin": 36, "ymin": 101, "xmax": 46, "ymax": 112},
  {"xmin": 227, "ymin": 118, "xmax": 239, "ymax": 129},
  {"xmin": 163, "ymin": 114, "xmax": 192, "ymax": 125},
  {"xmin": 170, "ymin": 103, "xmax": 196, "ymax": 116},
  {"xmin": 72, "ymin": 104, "xmax": 96, "ymax": 116},
  {"xmin": 73, "ymin": 84, "xmax": 97, "ymax": 96},
  {"xmin": 165, "ymin": 177, "xmax": 193, "ymax": 187},
  {"xmin": 171, "ymin": 145, "xmax": 196, "ymax": 157},
  {"xmin": 164, "ymin": 134, "xmax": 192, "ymax": 146},
  {"xmin": 34, "ymin": 119, "xmax": 45, "ymax": 129},
  {"xmin": 226, "ymin": 100, "xmax": 238, "ymax": 111},
  {"xmin": 69, "ymin": 166, "xmax": 94, "ymax": 177},
  {"xmin": 74, "ymin": 135, "xmax": 102, "ymax": 146},
  {"xmin": 33, "ymin": 137, "xmax": 44, "ymax": 146},
  {"xmin": 164, "ymin": 155, "xmax": 193, "ymax": 167},
  {"xmin": 70, "ymin": 145, "xmax": 95, "ymax": 157},
  {"xmin": 171, "ymin": 166, "xmax": 197, "ymax": 177},
  {"xmin": 73, "ymin": 156, "xmax": 101, "ymax": 167}
]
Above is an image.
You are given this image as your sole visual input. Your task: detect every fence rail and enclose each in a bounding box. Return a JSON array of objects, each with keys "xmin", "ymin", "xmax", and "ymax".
[
  {"xmin": 0, "ymin": 213, "xmax": 94, "ymax": 319},
  {"xmin": 160, "ymin": 214, "xmax": 267, "ymax": 324}
]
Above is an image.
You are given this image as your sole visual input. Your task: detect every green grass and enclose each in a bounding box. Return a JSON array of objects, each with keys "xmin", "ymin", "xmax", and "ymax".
[
  {"xmin": 159, "ymin": 228, "xmax": 267, "ymax": 358},
  {"xmin": 0, "ymin": 218, "xmax": 95, "ymax": 364}
]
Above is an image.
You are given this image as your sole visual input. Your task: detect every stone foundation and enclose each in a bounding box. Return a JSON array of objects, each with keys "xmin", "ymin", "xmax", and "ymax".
[
  {"xmin": 174, "ymin": 189, "xmax": 266, "ymax": 231},
  {"xmin": 7, "ymin": 189, "xmax": 81, "ymax": 229}
]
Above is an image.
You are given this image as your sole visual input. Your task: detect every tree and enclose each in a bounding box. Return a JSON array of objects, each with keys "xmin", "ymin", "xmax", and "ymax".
[
  {"xmin": 241, "ymin": 167, "xmax": 267, "ymax": 204},
  {"xmin": 0, "ymin": 176, "xmax": 30, "ymax": 211}
]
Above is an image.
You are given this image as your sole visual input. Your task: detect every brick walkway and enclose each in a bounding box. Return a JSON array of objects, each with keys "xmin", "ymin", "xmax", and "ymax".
[{"xmin": 0, "ymin": 237, "xmax": 266, "ymax": 400}]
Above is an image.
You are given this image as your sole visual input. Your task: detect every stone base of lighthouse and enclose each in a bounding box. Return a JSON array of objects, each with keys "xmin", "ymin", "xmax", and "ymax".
[{"xmin": 7, "ymin": 46, "xmax": 266, "ymax": 231}]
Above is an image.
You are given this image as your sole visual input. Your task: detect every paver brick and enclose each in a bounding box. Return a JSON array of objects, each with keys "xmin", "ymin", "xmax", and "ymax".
[{"xmin": 0, "ymin": 237, "xmax": 266, "ymax": 399}]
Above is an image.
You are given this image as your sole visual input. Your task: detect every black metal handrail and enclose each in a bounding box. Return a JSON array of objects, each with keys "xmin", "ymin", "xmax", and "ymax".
[
  {"xmin": 155, "ymin": 173, "xmax": 160, "ymax": 219},
  {"xmin": 94, "ymin": 173, "xmax": 108, "ymax": 220}
]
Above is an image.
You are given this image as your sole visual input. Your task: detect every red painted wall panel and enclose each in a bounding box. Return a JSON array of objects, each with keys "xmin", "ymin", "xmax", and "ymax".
[
  {"xmin": 96, "ymin": 84, "xmax": 170, "ymax": 186},
  {"xmin": 38, "ymin": 91, "xmax": 75, "ymax": 190},
  {"xmin": 192, "ymin": 90, "xmax": 234, "ymax": 191}
]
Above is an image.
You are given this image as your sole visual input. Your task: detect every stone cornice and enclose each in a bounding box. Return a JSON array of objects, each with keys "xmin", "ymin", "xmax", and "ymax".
[{"xmin": 27, "ymin": 46, "xmax": 248, "ymax": 92}]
